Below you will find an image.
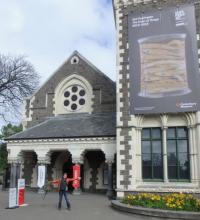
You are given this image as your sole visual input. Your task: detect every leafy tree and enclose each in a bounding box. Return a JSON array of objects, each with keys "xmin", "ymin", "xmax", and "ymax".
[
  {"xmin": 0, "ymin": 123, "xmax": 23, "ymax": 171},
  {"xmin": 0, "ymin": 123, "xmax": 23, "ymax": 139}
]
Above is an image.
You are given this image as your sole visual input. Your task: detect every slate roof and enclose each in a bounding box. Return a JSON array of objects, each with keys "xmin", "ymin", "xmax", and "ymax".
[{"xmin": 6, "ymin": 113, "xmax": 116, "ymax": 140}]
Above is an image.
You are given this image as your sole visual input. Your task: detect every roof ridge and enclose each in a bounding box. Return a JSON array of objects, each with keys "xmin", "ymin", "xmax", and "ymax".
[{"xmin": 26, "ymin": 51, "xmax": 115, "ymax": 100}]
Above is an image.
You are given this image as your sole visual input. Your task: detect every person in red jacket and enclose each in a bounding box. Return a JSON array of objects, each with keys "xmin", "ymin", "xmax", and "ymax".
[{"xmin": 52, "ymin": 173, "xmax": 79, "ymax": 210}]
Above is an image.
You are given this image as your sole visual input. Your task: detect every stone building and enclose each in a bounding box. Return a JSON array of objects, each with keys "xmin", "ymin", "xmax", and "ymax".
[
  {"xmin": 6, "ymin": 0, "xmax": 200, "ymax": 199},
  {"xmin": 113, "ymin": 0, "xmax": 200, "ymax": 198},
  {"xmin": 6, "ymin": 51, "xmax": 116, "ymax": 195}
]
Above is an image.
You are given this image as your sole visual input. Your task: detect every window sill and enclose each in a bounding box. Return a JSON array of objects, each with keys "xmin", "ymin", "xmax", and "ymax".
[
  {"xmin": 143, "ymin": 179, "xmax": 164, "ymax": 182},
  {"xmin": 168, "ymin": 179, "xmax": 191, "ymax": 183}
]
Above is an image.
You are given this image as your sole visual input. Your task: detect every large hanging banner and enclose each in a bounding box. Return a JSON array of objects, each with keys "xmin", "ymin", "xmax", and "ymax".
[
  {"xmin": 128, "ymin": 4, "xmax": 200, "ymax": 114},
  {"xmin": 37, "ymin": 165, "xmax": 46, "ymax": 188}
]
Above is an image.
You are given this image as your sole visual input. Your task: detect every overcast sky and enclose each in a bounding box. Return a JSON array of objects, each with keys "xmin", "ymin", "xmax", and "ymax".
[
  {"xmin": 0, "ymin": 0, "xmax": 116, "ymax": 83},
  {"xmin": 0, "ymin": 0, "xmax": 116, "ymax": 127}
]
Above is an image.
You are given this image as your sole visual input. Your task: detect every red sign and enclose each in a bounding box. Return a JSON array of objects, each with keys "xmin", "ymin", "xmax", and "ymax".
[
  {"xmin": 73, "ymin": 165, "xmax": 80, "ymax": 189},
  {"xmin": 18, "ymin": 179, "xmax": 25, "ymax": 206},
  {"xmin": 18, "ymin": 189, "xmax": 25, "ymax": 206}
]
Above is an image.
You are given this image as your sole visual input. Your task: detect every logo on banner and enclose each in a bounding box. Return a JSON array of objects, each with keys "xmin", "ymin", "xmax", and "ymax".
[
  {"xmin": 18, "ymin": 179, "xmax": 25, "ymax": 189},
  {"xmin": 175, "ymin": 9, "xmax": 186, "ymax": 26}
]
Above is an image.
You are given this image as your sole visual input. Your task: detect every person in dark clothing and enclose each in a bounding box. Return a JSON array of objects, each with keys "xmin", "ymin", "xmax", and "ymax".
[{"xmin": 52, "ymin": 173, "xmax": 78, "ymax": 210}]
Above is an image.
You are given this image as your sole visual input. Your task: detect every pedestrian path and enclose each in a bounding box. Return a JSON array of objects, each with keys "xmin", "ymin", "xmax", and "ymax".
[{"xmin": 0, "ymin": 191, "xmax": 173, "ymax": 220}]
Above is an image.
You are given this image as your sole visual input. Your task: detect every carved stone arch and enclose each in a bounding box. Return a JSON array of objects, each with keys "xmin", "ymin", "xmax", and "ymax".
[
  {"xmin": 141, "ymin": 114, "xmax": 162, "ymax": 128},
  {"xmin": 167, "ymin": 113, "xmax": 188, "ymax": 127},
  {"xmin": 51, "ymin": 151, "xmax": 72, "ymax": 179},
  {"xmin": 185, "ymin": 113, "xmax": 196, "ymax": 127},
  {"xmin": 17, "ymin": 150, "xmax": 25, "ymax": 164},
  {"xmin": 81, "ymin": 148, "xmax": 108, "ymax": 166},
  {"xmin": 137, "ymin": 115, "xmax": 144, "ymax": 128},
  {"xmin": 81, "ymin": 148, "xmax": 106, "ymax": 158},
  {"xmin": 34, "ymin": 149, "xmax": 51, "ymax": 164},
  {"xmin": 54, "ymin": 74, "xmax": 94, "ymax": 115},
  {"xmin": 160, "ymin": 114, "xmax": 169, "ymax": 128},
  {"xmin": 67, "ymin": 147, "xmax": 85, "ymax": 164},
  {"xmin": 81, "ymin": 149, "xmax": 106, "ymax": 192},
  {"xmin": 7, "ymin": 148, "xmax": 23, "ymax": 164},
  {"xmin": 159, "ymin": 114, "xmax": 168, "ymax": 127},
  {"xmin": 54, "ymin": 151, "xmax": 70, "ymax": 166}
]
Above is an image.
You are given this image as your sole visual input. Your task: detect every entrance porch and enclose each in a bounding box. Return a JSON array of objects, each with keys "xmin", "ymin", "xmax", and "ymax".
[{"xmin": 6, "ymin": 137, "xmax": 116, "ymax": 197}]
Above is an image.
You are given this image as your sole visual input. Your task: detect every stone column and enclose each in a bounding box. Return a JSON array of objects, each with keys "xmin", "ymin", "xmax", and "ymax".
[
  {"xmin": 7, "ymin": 149, "xmax": 24, "ymax": 192},
  {"xmin": 8, "ymin": 157, "xmax": 23, "ymax": 188},
  {"xmin": 17, "ymin": 152, "xmax": 25, "ymax": 179},
  {"xmin": 162, "ymin": 126, "xmax": 169, "ymax": 183},
  {"xmin": 136, "ymin": 127, "xmax": 142, "ymax": 184},
  {"xmin": 196, "ymin": 112, "xmax": 200, "ymax": 187},
  {"xmin": 188, "ymin": 125, "xmax": 196, "ymax": 183},
  {"xmin": 106, "ymin": 158, "xmax": 114, "ymax": 200},
  {"xmin": 10, "ymin": 162, "xmax": 18, "ymax": 188}
]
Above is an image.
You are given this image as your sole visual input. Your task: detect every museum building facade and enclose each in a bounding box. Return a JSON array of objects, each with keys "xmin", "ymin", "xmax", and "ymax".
[
  {"xmin": 113, "ymin": 0, "xmax": 200, "ymax": 198},
  {"xmin": 6, "ymin": 0, "xmax": 200, "ymax": 198}
]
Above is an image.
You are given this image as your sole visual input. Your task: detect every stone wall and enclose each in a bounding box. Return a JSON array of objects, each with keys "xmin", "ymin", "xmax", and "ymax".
[
  {"xmin": 114, "ymin": 0, "xmax": 200, "ymax": 197},
  {"xmin": 23, "ymin": 52, "xmax": 116, "ymax": 129}
]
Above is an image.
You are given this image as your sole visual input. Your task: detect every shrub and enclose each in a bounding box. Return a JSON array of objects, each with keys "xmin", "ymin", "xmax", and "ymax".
[{"xmin": 122, "ymin": 193, "xmax": 200, "ymax": 212}]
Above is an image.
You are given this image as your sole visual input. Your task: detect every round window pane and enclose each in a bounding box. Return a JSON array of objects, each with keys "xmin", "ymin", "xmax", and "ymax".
[
  {"xmin": 71, "ymin": 95, "xmax": 78, "ymax": 101},
  {"xmin": 71, "ymin": 103, "xmax": 77, "ymax": 111},
  {"xmin": 64, "ymin": 85, "xmax": 87, "ymax": 111},
  {"xmin": 64, "ymin": 91, "xmax": 70, "ymax": 98},
  {"xmin": 79, "ymin": 90, "xmax": 85, "ymax": 96},
  {"xmin": 72, "ymin": 86, "xmax": 78, "ymax": 93},
  {"xmin": 79, "ymin": 99, "xmax": 85, "ymax": 105},
  {"xmin": 64, "ymin": 100, "xmax": 70, "ymax": 107}
]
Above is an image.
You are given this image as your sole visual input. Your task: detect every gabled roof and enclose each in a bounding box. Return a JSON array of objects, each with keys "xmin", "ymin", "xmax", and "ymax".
[
  {"xmin": 28, "ymin": 50, "xmax": 115, "ymax": 100},
  {"xmin": 72, "ymin": 51, "xmax": 115, "ymax": 85},
  {"xmin": 6, "ymin": 112, "xmax": 116, "ymax": 140}
]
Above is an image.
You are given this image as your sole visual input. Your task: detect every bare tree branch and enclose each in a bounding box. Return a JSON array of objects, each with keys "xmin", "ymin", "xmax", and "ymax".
[{"xmin": 0, "ymin": 54, "xmax": 40, "ymax": 122}]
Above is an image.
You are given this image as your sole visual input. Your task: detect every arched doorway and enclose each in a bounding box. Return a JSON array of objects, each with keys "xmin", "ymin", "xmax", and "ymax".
[
  {"xmin": 62, "ymin": 153, "xmax": 74, "ymax": 192},
  {"xmin": 22, "ymin": 151, "xmax": 38, "ymax": 188},
  {"xmin": 83, "ymin": 150, "xmax": 107, "ymax": 193},
  {"xmin": 51, "ymin": 151, "xmax": 74, "ymax": 192}
]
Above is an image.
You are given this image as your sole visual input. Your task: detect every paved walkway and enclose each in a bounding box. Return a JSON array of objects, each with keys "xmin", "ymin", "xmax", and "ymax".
[{"xmin": 0, "ymin": 191, "xmax": 174, "ymax": 220}]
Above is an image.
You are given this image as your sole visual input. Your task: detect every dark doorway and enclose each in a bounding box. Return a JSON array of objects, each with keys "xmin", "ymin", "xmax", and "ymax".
[
  {"xmin": 4, "ymin": 166, "xmax": 10, "ymax": 188},
  {"xmin": 84, "ymin": 150, "xmax": 105, "ymax": 193},
  {"xmin": 62, "ymin": 153, "xmax": 74, "ymax": 192}
]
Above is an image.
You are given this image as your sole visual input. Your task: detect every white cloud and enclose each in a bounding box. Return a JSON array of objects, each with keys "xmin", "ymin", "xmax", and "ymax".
[
  {"xmin": 0, "ymin": 0, "xmax": 116, "ymax": 126},
  {"xmin": 0, "ymin": 3, "xmax": 24, "ymax": 33}
]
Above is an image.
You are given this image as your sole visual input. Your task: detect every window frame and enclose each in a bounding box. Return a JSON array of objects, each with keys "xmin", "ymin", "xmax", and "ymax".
[
  {"xmin": 167, "ymin": 127, "xmax": 190, "ymax": 182},
  {"xmin": 141, "ymin": 127, "xmax": 164, "ymax": 181}
]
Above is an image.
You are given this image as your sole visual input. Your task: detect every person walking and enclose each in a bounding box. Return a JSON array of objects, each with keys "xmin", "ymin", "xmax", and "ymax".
[{"xmin": 52, "ymin": 173, "xmax": 79, "ymax": 210}]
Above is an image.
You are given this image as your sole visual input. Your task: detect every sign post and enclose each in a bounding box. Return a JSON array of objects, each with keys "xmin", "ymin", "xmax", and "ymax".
[
  {"xmin": 8, "ymin": 188, "xmax": 18, "ymax": 209},
  {"xmin": 17, "ymin": 179, "xmax": 27, "ymax": 206}
]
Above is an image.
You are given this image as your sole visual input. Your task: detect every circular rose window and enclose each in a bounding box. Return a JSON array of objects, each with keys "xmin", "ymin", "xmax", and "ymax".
[{"xmin": 63, "ymin": 85, "xmax": 86, "ymax": 112}]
